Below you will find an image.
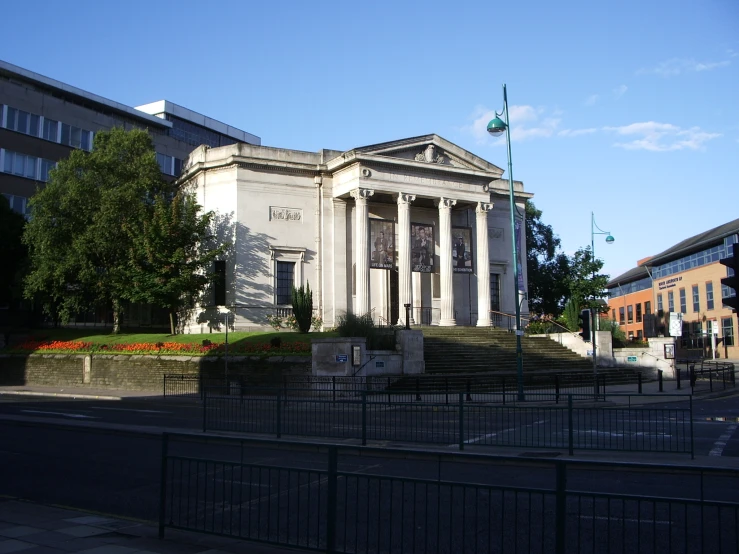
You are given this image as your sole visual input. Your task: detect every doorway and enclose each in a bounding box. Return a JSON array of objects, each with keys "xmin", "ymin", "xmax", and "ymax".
[{"xmin": 389, "ymin": 270, "xmax": 399, "ymax": 324}]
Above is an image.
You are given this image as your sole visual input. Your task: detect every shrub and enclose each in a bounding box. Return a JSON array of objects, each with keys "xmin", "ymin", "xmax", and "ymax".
[
  {"xmin": 270, "ymin": 336, "xmax": 281, "ymax": 348},
  {"xmin": 291, "ymin": 282, "xmax": 313, "ymax": 333}
]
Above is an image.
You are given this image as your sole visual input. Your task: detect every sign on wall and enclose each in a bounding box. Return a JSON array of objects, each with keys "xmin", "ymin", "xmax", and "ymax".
[
  {"xmin": 411, "ymin": 223, "xmax": 434, "ymax": 273},
  {"xmin": 452, "ymin": 226, "xmax": 473, "ymax": 273},
  {"xmin": 370, "ymin": 219, "xmax": 395, "ymax": 269}
]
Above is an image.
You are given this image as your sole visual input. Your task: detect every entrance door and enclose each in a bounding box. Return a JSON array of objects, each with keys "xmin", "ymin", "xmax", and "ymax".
[{"xmin": 390, "ymin": 270, "xmax": 399, "ymax": 324}]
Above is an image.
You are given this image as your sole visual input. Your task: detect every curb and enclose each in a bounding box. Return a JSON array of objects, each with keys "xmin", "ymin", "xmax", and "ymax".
[{"xmin": 0, "ymin": 390, "xmax": 122, "ymax": 401}]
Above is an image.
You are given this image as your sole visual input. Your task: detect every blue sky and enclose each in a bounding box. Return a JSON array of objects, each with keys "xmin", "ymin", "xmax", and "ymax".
[{"xmin": 2, "ymin": 0, "xmax": 737, "ymax": 279}]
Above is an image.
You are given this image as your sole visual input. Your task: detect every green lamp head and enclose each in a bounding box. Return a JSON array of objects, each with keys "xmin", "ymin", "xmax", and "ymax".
[
  {"xmin": 605, "ymin": 235, "xmax": 615, "ymax": 244},
  {"xmin": 487, "ymin": 116, "xmax": 507, "ymax": 137}
]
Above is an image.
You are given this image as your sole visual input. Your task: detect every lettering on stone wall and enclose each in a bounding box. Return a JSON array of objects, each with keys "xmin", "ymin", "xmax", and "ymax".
[
  {"xmin": 270, "ymin": 207, "xmax": 302, "ymax": 222},
  {"xmin": 489, "ymin": 227, "xmax": 504, "ymax": 239}
]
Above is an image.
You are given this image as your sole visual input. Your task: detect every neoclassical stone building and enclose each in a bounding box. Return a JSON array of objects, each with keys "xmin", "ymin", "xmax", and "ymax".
[{"xmin": 180, "ymin": 134, "xmax": 532, "ymax": 332}]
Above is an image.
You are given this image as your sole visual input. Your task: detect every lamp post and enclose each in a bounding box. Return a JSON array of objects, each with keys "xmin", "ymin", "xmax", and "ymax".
[
  {"xmin": 487, "ymin": 84, "xmax": 525, "ymax": 401},
  {"xmin": 590, "ymin": 212, "xmax": 614, "ymax": 375}
]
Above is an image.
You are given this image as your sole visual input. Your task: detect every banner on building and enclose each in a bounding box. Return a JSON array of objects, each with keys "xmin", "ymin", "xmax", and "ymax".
[
  {"xmin": 452, "ymin": 226, "xmax": 473, "ymax": 273},
  {"xmin": 514, "ymin": 217, "xmax": 525, "ymax": 292},
  {"xmin": 411, "ymin": 223, "xmax": 434, "ymax": 273},
  {"xmin": 370, "ymin": 219, "xmax": 394, "ymax": 269}
]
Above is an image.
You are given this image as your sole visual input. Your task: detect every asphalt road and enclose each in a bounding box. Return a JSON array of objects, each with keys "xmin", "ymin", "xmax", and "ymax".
[
  {"xmin": 0, "ymin": 420, "xmax": 737, "ymax": 553},
  {"xmin": 0, "ymin": 392, "xmax": 737, "ymax": 457}
]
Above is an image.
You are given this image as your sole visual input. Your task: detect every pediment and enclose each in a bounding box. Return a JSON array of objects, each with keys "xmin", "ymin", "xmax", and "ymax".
[{"xmin": 351, "ymin": 134, "xmax": 504, "ymax": 176}]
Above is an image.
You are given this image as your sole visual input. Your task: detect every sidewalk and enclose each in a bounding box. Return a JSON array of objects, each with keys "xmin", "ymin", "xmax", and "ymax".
[{"xmin": 0, "ymin": 498, "xmax": 308, "ymax": 554}]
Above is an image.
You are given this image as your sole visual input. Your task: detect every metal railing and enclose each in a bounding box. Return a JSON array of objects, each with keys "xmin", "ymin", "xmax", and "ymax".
[
  {"xmin": 164, "ymin": 371, "xmax": 646, "ymax": 400},
  {"xmin": 159, "ymin": 433, "xmax": 738, "ymax": 553},
  {"xmin": 202, "ymin": 390, "xmax": 694, "ymax": 456},
  {"xmin": 675, "ymin": 359, "xmax": 736, "ymax": 392}
]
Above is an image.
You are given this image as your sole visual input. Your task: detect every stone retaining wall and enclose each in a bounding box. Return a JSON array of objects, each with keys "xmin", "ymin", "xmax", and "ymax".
[{"xmin": 0, "ymin": 354, "xmax": 311, "ymax": 392}]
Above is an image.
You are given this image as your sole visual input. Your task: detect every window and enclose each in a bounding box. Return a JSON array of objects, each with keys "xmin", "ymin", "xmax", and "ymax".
[
  {"xmin": 637, "ymin": 330, "xmax": 643, "ymax": 340},
  {"xmin": 61, "ymin": 123, "xmax": 93, "ymax": 151},
  {"xmin": 213, "ymin": 260, "xmax": 226, "ymax": 306},
  {"xmin": 679, "ymin": 288, "xmax": 686, "ymax": 314},
  {"xmin": 636, "ymin": 303, "xmax": 642, "ymax": 323},
  {"xmin": 490, "ymin": 274, "xmax": 500, "ymax": 312},
  {"xmin": 5, "ymin": 107, "xmax": 39, "ymax": 136},
  {"xmin": 627, "ymin": 305, "xmax": 633, "ymax": 324},
  {"xmin": 668, "ymin": 291, "xmax": 674, "ymax": 312},
  {"xmin": 692, "ymin": 285, "xmax": 700, "ymax": 312},
  {"xmin": 657, "ymin": 294, "xmax": 663, "ymax": 313},
  {"xmin": 723, "ymin": 317, "xmax": 735, "ymax": 346},
  {"xmin": 156, "ymin": 153, "xmax": 184, "ymax": 176},
  {"xmin": 2, "ymin": 151, "xmax": 37, "ymax": 179},
  {"xmin": 645, "ymin": 301, "xmax": 651, "ymax": 316},
  {"xmin": 1, "ymin": 193, "xmax": 28, "ymax": 216},
  {"xmin": 276, "ymin": 261, "xmax": 295, "ymax": 305},
  {"xmin": 43, "ymin": 118, "xmax": 59, "ymax": 142},
  {"xmin": 619, "ymin": 307, "xmax": 625, "ymax": 325},
  {"xmin": 706, "ymin": 282, "xmax": 714, "ymax": 310},
  {"xmin": 39, "ymin": 159, "xmax": 56, "ymax": 182}
]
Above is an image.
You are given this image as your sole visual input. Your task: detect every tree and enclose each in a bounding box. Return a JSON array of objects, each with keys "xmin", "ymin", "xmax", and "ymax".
[
  {"xmin": 291, "ymin": 282, "xmax": 313, "ymax": 333},
  {"xmin": 126, "ymin": 190, "xmax": 227, "ymax": 335},
  {"xmin": 0, "ymin": 196, "xmax": 27, "ymax": 310},
  {"xmin": 525, "ymin": 201, "xmax": 571, "ymax": 316},
  {"xmin": 23, "ymin": 127, "xmax": 224, "ymax": 334},
  {"xmin": 566, "ymin": 246, "xmax": 610, "ymax": 311}
]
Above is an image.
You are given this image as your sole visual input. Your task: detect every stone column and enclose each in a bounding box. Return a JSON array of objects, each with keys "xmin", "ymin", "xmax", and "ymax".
[
  {"xmin": 437, "ymin": 197, "xmax": 457, "ymax": 326},
  {"xmin": 351, "ymin": 188, "xmax": 374, "ymax": 315},
  {"xmin": 412, "ymin": 273, "xmax": 422, "ymax": 324},
  {"xmin": 475, "ymin": 202, "xmax": 494, "ymax": 327},
  {"xmin": 397, "ymin": 193, "xmax": 416, "ymax": 325}
]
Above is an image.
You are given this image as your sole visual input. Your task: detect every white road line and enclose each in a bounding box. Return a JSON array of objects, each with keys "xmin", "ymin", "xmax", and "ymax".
[
  {"xmin": 709, "ymin": 424, "xmax": 738, "ymax": 457},
  {"xmin": 459, "ymin": 420, "xmax": 546, "ymax": 445},
  {"xmin": 579, "ymin": 515, "xmax": 671, "ymax": 525},
  {"xmin": 21, "ymin": 410, "xmax": 96, "ymax": 419},
  {"xmin": 90, "ymin": 407, "xmax": 171, "ymax": 414}
]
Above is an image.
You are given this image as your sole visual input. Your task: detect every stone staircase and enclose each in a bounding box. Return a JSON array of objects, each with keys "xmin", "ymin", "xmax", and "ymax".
[{"xmin": 422, "ymin": 326, "xmax": 594, "ymax": 373}]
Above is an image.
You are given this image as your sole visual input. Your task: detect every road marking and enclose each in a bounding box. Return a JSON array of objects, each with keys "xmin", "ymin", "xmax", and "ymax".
[
  {"xmin": 709, "ymin": 424, "xmax": 738, "ymax": 457},
  {"xmin": 579, "ymin": 515, "xmax": 671, "ymax": 525},
  {"xmin": 21, "ymin": 410, "xmax": 96, "ymax": 419},
  {"xmin": 90, "ymin": 407, "xmax": 172, "ymax": 414},
  {"xmin": 460, "ymin": 420, "xmax": 546, "ymax": 445}
]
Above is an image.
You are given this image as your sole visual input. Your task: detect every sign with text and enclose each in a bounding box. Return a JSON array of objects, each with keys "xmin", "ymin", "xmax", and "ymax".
[
  {"xmin": 411, "ymin": 223, "xmax": 434, "ymax": 273},
  {"xmin": 627, "ymin": 356, "xmax": 638, "ymax": 362},
  {"xmin": 370, "ymin": 219, "xmax": 394, "ymax": 269},
  {"xmin": 452, "ymin": 226, "xmax": 473, "ymax": 273},
  {"xmin": 336, "ymin": 354, "xmax": 348, "ymax": 363}
]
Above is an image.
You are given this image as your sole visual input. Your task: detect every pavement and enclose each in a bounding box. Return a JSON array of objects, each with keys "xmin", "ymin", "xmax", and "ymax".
[{"xmin": 0, "ymin": 498, "xmax": 305, "ymax": 553}]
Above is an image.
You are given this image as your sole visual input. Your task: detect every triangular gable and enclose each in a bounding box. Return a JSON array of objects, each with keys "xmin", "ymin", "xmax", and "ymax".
[{"xmin": 352, "ymin": 134, "xmax": 504, "ymax": 175}]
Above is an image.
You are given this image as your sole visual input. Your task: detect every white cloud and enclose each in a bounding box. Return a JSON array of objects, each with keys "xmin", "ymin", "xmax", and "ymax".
[
  {"xmin": 639, "ymin": 57, "xmax": 731, "ymax": 77},
  {"xmin": 585, "ymin": 94, "xmax": 599, "ymax": 106},
  {"xmin": 462, "ymin": 104, "xmax": 561, "ymax": 144},
  {"xmin": 613, "ymin": 85, "xmax": 628, "ymax": 98},
  {"xmin": 603, "ymin": 121, "xmax": 721, "ymax": 151},
  {"xmin": 558, "ymin": 128, "xmax": 598, "ymax": 137}
]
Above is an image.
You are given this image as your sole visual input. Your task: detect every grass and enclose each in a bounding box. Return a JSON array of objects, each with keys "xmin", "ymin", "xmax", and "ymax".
[{"xmin": 5, "ymin": 328, "xmax": 337, "ymax": 356}]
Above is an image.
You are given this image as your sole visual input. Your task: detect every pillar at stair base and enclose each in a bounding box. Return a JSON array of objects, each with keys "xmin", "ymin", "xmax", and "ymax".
[{"xmin": 439, "ymin": 318, "xmax": 457, "ymax": 327}]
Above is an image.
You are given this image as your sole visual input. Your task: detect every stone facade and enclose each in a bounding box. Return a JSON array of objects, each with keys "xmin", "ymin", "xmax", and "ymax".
[{"xmin": 181, "ymin": 135, "xmax": 532, "ymax": 333}]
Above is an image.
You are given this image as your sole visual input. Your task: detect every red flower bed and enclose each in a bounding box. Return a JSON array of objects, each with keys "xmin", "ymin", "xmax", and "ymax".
[{"xmin": 10, "ymin": 339, "xmax": 311, "ymax": 355}]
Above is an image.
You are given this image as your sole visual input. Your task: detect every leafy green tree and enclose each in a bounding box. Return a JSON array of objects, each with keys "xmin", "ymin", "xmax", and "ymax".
[
  {"xmin": 24, "ymin": 128, "xmax": 181, "ymax": 333},
  {"xmin": 562, "ymin": 297, "xmax": 581, "ymax": 331},
  {"xmin": 525, "ymin": 201, "xmax": 571, "ymax": 316},
  {"xmin": 0, "ymin": 196, "xmax": 27, "ymax": 310},
  {"xmin": 126, "ymin": 190, "xmax": 228, "ymax": 335},
  {"xmin": 566, "ymin": 245, "xmax": 610, "ymax": 312}
]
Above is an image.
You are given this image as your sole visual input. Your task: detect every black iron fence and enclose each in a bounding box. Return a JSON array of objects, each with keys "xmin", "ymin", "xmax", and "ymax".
[
  {"xmin": 202, "ymin": 391, "xmax": 694, "ymax": 456},
  {"xmin": 159, "ymin": 433, "xmax": 739, "ymax": 553},
  {"xmin": 163, "ymin": 370, "xmax": 649, "ymax": 401},
  {"xmin": 674, "ymin": 359, "xmax": 736, "ymax": 392}
]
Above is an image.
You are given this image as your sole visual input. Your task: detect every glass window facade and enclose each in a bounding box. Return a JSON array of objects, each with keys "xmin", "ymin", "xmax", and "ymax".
[
  {"xmin": 657, "ymin": 294, "xmax": 663, "ymax": 313},
  {"xmin": 692, "ymin": 285, "xmax": 700, "ymax": 312},
  {"xmin": 636, "ymin": 303, "xmax": 642, "ymax": 323},
  {"xmin": 706, "ymin": 282, "xmax": 714, "ymax": 310},
  {"xmin": 619, "ymin": 307, "xmax": 625, "ymax": 324},
  {"xmin": 652, "ymin": 235, "xmax": 739, "ymax": 280},
  {"xmin": 645, "ymin": 301, "xmax": 651, "ymax": 316},
  {"xmin": 627, "ymin": 305, "xmax": 634, "ymax": 324},
  {"xmin": 723, "ymin": 317, "xmax": 735, "ymax": 346},
  {"xmin": 608, "ymin": 276, "xmax": 652, "ymax": 298},
  {"xmin": 679, "ymin": 288, "xmax": 686, "ymax": 314},
  {"xmin": 668, "ymin": 291, "xmax": 674, "ymax": 312},
  {"xmin": 167, "ymin": 116, "xmax": 238, "ymax": 149},
  {"xmin": 2, "ymin": 150, "xmax": 55, "ymax": 182}
]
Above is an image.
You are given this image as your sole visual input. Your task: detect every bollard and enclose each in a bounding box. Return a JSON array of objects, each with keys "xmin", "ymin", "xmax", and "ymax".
[
  {"xmin": 501, "ymin": 376, "xmax": 506, "ymax": 405},
  {"xmin": 415, "ymin": 377, "xmax": 421, "ymax": 402},
  {"xmin": 658, "ymin": 370, "xmax": 663, "ymax": 392},
  {"xmin": 709, "ymin": 368, "xmax": 713, "ymax": 392},
  {"xmin": 445, "ymin": 377, "xmax": 449, "ymax": 405},
  {"xmin": 466, "ymin": 377, "xmax": 472, "ymax": 402},
  {"xmin": 555, "ymin": 374, "xmax": 560, "ymax": 404},
  {"xmin": 690, "ymin": 366, "xmax": 697, "ymax": 388},
  {"xmin": 676, "ymin": 366, "xmax": 681, "ymax": 390},
  {"xmin": 638, "ymin": 372, "xmax": 643, "ymax": 394}
]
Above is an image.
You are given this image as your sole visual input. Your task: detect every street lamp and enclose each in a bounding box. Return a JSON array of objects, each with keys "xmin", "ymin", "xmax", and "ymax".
[
  {"xmin": 487, "ymin": 84, "xmax": 525, "ymax": 401},
  {"xmin": 590, "ymin": 212, "xmax": 614, "ymax": 378}
]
